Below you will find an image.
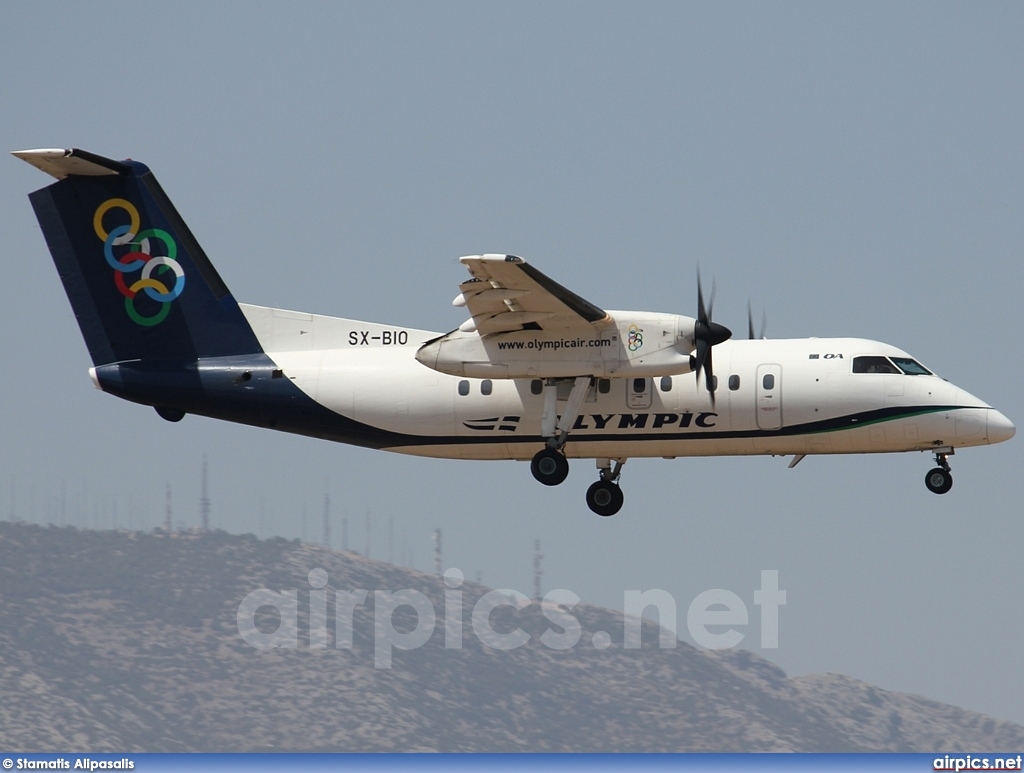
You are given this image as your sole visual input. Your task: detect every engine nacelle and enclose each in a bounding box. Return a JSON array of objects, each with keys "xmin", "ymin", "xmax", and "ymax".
[{"xmin": 416, "ymin": 311, "xmax": 697, "ymax": 379}]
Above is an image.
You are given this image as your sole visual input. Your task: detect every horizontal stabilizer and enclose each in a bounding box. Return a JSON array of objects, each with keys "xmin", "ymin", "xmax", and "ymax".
[{"xmin": 12, "ymin": 148, "xmax": 131, "ymax": 179}]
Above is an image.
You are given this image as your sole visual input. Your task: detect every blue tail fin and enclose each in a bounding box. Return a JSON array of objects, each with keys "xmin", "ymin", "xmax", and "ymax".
[{"xmin": 18, "ymin": 148, "xmax": 262, "ymax": 365}]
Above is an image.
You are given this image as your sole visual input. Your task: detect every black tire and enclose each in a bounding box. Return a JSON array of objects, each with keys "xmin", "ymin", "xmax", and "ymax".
[
  {"xmin": 925, "ymin": 467, "xmax": 953, "ymax": 495},
  {"xmin": 586, "ymin": 480, "xmax": 624, "ymax": 516},
  {"xmin": 531, "ymin": 448, "xmax": 569, "ymax": 486}
]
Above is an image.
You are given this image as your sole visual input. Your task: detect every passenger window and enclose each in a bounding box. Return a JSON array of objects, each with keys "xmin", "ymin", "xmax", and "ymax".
[
  {"xmin": 530, "ymin": 379, "xmax": 543, "ymax": 395},
  {"xmin": 852, "ymin": 356, "xmax": 901, "ymax": 374},
  {"xmin": 458, "ymin": 380, "xmax": 470, "ymax": 396},
  {"xmin": 660, "ymin": 376, "xmax": 673, "ymax": 392},
  {"xmin": 481, "ymin": 379, "xmax": 492, "ymax": 395},
  {"xmin": 710, "ymin": 375, "xmax": 718, "ymax": 392},
  {"xmin": 762, "ymin": 373, "xmax": 775, "ymax": 390},
  {"xmin": 597, "ymin": 379, "xmax": 611, "ymax": 394},
  {"xmin": 728, "ymin": 375, "xmax": 740, "ymax": 391},
  {"xmin": 632, "ymin": 377, "xmax": 646, "ymax": 393}
]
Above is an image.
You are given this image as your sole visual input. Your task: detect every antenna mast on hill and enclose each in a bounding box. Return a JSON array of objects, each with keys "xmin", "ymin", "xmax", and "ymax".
[
  {"xmin": 322, "ymin": 493, "xmax": 331, "ymax": 548},
  {"xmin": 533, "ymin": 538, "xmax": 543, "ymax": 601},
  {"xmin": 164, "ymin": 484, "xmax": 172, "ymax": 533},
  {"xmin": 433, "ymin": 528, "xmax": 442, "ymax": 575},
  {"xmin": 199, "ymin": 455, "xmax": 210, "ymax": 532}
]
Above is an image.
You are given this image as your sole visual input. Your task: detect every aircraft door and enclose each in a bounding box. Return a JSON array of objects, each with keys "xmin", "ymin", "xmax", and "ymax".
[
  {"xmin": 756, "ymin": 364, "xmax": 783, "ymax": 430},
  {"xmin": 627, "ymin": 377, "xmax": 652, "ymax": 409}
]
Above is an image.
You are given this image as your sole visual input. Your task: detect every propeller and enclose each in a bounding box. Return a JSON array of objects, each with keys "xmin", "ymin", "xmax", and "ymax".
[
  {"xmin": 691, "ymin": 270, "xmax": 732, "ymax": 405},
  {"xmin": 747, "ymin": 301, "xmax": 767, "ymax": 340}
]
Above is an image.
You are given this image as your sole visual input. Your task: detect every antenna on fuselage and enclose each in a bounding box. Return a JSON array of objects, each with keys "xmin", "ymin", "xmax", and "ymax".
[{"xmin": 747, "ymin": 300, "xmax": 768, "ymax": 340}]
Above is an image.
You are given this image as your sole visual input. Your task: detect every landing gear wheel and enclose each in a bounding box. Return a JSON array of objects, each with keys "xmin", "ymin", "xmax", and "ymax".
[
  {"xmin": 586, "ymin": 480, "xmax": 624, "ymax": 516},
  {"xmin": 925, "ymin": 467, "xmax": 953, "ymax": 495},
  {"xmin": 531, "ymin": 448, "xmax": 569, "ymax": 486}
]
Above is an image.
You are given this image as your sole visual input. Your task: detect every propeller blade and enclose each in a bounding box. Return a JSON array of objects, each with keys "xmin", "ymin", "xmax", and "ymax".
[
  {"xmin": 705, "ymin": 347, "xmax": 717, "ymax": 407},
  {"xmin": 693, "ymin": 270, "xmax": 731, "ymax": 405},
  {"xmin": 693, "ymin": 337, "xmax": 709, "ymax": 381},
  {"xmin": 696, "ymin": 269, "xmax": 708, "ymax": 324}
]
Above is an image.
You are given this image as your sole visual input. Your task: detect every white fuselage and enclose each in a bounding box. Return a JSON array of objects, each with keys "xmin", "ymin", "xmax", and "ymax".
[{"xmin": 241, "ymin": 304, "xmax": 1011, "ymax": 463}]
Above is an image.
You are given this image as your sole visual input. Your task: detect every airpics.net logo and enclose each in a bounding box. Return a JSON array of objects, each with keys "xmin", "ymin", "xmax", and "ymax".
[
  {"xmin": 236, "ymin": 568, "xmax": 786, "ymax": 668},
  {"xmin": 93, "ymin": 198, "xmax": 185, "ymax": 327}
]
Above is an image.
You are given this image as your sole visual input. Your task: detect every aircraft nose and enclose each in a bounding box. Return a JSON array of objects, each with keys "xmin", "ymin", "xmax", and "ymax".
[{"xmin": 988, "ymin": 410, "xmax": 1016, "ymax": 444}]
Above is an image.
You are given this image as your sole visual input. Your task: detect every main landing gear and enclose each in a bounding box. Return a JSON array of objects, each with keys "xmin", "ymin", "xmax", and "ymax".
[
  {"xmin": 925, "ymin": 450, "xmax": 953, "ymax": 495},
  {"xmin": 586, "ymin": 459, "xmax": 625, "ymax": 517},
  {"xmin": 528, "ymin": 376, "xmax": 627, "ymax": 516},
  {"xmin": 529, "ymin": 448, "xmax": 627, "ymax": 516},
  {"xmin": 530, "ymin": 447, "xmax": 569, "ymax": 486}
]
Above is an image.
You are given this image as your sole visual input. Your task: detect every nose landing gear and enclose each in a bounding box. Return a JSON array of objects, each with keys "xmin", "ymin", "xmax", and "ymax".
[{"xmin": 925, "ymin": 450, "xmax": 953, "ymax": 495}]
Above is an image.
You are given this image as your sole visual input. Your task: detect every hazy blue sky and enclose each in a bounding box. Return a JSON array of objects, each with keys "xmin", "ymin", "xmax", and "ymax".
[{"xmin": 3, "ymin": 2, "xmax": 1022, "ymax": 726}]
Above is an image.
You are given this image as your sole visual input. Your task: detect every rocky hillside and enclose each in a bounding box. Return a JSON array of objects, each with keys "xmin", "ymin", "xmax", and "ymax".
[{"xmin": 0, "ymin": 521, "xmax": 1020, "ymax": 751}]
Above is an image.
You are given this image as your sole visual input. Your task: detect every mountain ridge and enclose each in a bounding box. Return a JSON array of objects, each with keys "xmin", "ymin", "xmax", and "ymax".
[{"xmin": 0, "ymin": 521, "xmax": 1019, "ymax": 752}]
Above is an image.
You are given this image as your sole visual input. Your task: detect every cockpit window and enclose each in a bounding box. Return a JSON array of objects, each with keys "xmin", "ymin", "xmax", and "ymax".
[
  {"xmin": 852, "ymin": 356, "xmax": 901, "ymax": 374},
  {"xmin": 890, "ymin": 357, "xmax": 933, "ymax": 376}
]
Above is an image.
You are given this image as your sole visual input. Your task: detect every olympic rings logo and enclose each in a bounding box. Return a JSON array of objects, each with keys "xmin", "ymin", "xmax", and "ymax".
[
  {"xmin": 627, "ymin": 324, "xmax": 644, "ymax": 352},
  {"xmin": 93, "ymin": 198, "xmax": 185, "ymax": 327}
]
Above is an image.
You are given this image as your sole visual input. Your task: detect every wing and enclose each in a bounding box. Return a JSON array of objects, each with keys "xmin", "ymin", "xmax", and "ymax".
[{"xmin": 455, "ymin": 254, "xmax": 609, "ymax": 335}]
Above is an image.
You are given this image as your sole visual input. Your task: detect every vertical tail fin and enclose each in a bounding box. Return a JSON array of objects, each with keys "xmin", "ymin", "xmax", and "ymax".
[{"xmin": 16, "ymin": 148, "xmax": 261, "ymax": 365}]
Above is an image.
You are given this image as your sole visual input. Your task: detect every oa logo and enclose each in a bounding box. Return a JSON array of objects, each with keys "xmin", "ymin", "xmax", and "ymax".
[{"xmin": 94, "ymin": 198, "xmax": 185, "ymax": 327}]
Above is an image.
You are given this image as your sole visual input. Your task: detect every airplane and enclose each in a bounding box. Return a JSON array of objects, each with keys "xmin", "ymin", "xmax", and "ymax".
[{"xmin": 14, "ymin": 147, "xmax": 1015, "ymax": 516}]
